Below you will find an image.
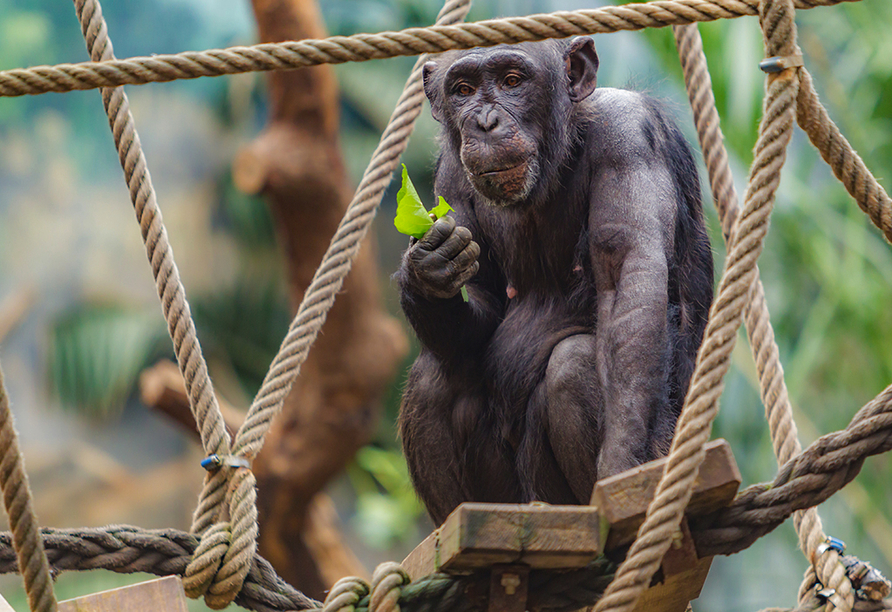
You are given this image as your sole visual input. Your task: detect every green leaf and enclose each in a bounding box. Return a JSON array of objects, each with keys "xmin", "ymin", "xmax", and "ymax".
[
  {"xmin": 431, "ymin": 196, "xmax": 453, "ymax": 220},
  {"xmin": 394, "ymin": 164, "xmax": 434, "ymax": 239},
  {"xmin": 394, "ymin": 166, "xmax": 466, "ymax": 301}
]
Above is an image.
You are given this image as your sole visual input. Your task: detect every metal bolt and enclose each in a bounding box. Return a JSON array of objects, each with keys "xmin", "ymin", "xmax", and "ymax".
[{"xmin": 501, "ymin": 573, "xmax": 521, "ymax": 596}]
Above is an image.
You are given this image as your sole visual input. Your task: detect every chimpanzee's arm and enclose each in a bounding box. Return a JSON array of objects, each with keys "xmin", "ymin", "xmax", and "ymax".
[
  {"xmin": 589, "ymin": 153, "xmax": 675, "ymax": 478},
  {"xmin": 397, "ymin": 216, "xmax": 505, "ymax": 365}
]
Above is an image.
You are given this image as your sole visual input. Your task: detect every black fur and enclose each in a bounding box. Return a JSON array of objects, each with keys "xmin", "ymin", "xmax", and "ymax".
[{"xmin": 396, "ymin": 38, "xmax": 713, "ymax": 525}]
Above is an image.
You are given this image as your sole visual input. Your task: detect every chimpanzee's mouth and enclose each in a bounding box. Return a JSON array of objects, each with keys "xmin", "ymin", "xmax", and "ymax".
[
  {"xmin": 467, "ymin": 156, "xmax": 538, "ymax": 204},
  {"xmin": 477, "ymin": 162, "xmax": 526, "ymax": 177}
]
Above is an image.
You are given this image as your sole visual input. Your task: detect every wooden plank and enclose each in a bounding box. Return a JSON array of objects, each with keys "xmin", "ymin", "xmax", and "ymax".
[
  {"xmin": 403, "ymin": 530, "xmax": 438, "ymax": 580},
  {"xmin": 632, "ymin": 555, "xmax": 713, "ymax": 612},
  {"xmin": 590, "ymin": 439, "xmax": 741, "ymax": 550},
  {"xmin": 58, "ymin": 576, "xmax": 188, "ymax": 612},
  {"xmin": 402, "ymin": 503, "xmax": 602, "ymax": 575}
]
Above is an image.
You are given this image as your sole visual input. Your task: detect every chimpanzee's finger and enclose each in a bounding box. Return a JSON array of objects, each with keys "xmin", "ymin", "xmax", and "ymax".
[
  {"xmin": 454, "ymin": 261, "xmax": 480, "ymax": 289},
  {"xmin": 449, "ymin": 240, "xmax": 480, "ymax": 273},
  {"xmin": 417, "ymin": 216, "xmax": 456, "ymax": 251},
  {"xmin": 436, "ymin": 224, "xmax": 473, "ymax": 261}
]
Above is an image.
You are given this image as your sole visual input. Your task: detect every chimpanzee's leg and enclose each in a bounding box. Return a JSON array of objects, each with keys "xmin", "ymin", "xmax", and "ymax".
[
  {"xmin": 399, "ymin": 351, "xmax": 521, "ymax": 525},
  {"xmin": 542, "ymin": 334, "xmax": 603, "ymax": 502}
]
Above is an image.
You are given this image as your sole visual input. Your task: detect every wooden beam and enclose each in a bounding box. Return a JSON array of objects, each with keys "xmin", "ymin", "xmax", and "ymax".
[
  {"xmin": 402, "ymin": 503, "xmax": 602, "ymax": 579},
  {"xmin": 590, "ymin": 439, "xmax": 741, "ymax": 550},
  {"xmin": 402, "ymin": 439, "xmax": 741, "ymax": 612},
  {"xmin": 57, "ymin": 576, "xmax": 188, "ymax": 612}
]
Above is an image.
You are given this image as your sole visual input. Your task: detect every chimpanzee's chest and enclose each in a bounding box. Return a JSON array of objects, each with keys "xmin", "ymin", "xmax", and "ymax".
[{"xmin": 485, "ymin": 217, "xmax": 590, "ymax": 302}]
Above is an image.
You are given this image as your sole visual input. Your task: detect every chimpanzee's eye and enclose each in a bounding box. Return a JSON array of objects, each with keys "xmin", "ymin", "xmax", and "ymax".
[
  {"xmin": 503, "ymin": 73, "xmax": 523, "ymax": 88},
  {"xmin": 455, "ymin": 83, "xmax": 475, "ymax": 96}
]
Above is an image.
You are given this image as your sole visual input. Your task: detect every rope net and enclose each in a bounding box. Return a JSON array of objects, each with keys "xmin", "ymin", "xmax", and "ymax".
[{"xmin": 0, "ymin": 0, "xmax": 890, "ymax": 611}]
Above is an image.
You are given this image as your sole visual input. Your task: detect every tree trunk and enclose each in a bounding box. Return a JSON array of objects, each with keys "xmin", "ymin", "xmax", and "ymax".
[{"xmin": 234, "ymin": 0, "xmax": 408, "ymax": 597}]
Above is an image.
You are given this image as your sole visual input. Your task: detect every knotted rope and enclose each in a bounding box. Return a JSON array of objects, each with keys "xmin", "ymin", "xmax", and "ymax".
[
  {"xmin": 672, "ymin": 21, "xmax": 853, "ymax": 612},
  {"xmin": 0, "ymin": 0, "xmax": 857, "ymax": 99},
  {"xmin": 187, "ymin": 0, "xmax": 472, "ymax": 606},
  {"xmin": 71, "ymin": 0, "xmax": 253, "ymax": 606},
  {"xmin": 0, "ymin": 365, "xmax": 56, "ymax": 612}
]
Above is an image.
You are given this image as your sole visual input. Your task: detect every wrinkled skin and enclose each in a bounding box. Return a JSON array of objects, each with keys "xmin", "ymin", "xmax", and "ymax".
[{"xmin": 396, "ymin": 37, "xmax": 714, "ymax": 526}]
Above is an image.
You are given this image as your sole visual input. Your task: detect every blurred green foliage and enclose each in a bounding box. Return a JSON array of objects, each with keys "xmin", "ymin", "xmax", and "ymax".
[{"xmin": 1, "ymin": 1, "xmax": 892, "ymax": 609}]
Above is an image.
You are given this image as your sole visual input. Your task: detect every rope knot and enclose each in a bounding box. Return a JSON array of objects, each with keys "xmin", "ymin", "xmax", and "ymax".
[
  {"xmin": 323, "ymin": 576, "xmax": 372, "ymax": 612},
  {"xmin": 370, "ymin": 563, "xmax": 412, "ymax": 612},
  {"xmin": 185, "ymin": 465, "xmax": 259, "ymax": 609}
]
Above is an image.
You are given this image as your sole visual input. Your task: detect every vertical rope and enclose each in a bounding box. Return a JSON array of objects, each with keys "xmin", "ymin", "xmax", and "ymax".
[
  {"xmin": 591, "ymin": 1, "xmax": 801, "ymax": 610},
  {"xmin": 0, "ymin": 364, "xmax": 57, "ymax": 612},
  {"xmin": 672, "ymin": 22, "xmax": 853, "ymax": 612}
]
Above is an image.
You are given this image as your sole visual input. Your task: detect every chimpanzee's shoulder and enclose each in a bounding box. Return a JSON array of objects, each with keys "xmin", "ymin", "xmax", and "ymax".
[{"xmin": 582, "ymin": 88, "xmax": 681, "ymax": 159}]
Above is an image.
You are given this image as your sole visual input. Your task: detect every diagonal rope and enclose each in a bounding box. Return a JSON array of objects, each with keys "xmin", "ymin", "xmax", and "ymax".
[
  {"xmin": 184, "ymin": 0, "xmax": 471, "ymax": 606},
  {"xmin": 592, "ymin": 1, "xmax": 802, "ymax": 610},
  {"xmin": 795, "ymin": 69, "xmax": 892, "ymax": 244},
  {"xmin": 672, "ymin": 22, "xmax": 853, "ymax": 612},
  {"xmin": 71, "ymin": 0, "xmax": 247, "ymax": 606},
  {"xmin": 0, "ymin": 0, "xmax": 857, "ymax": 99},
  {"xmin": 71, "ymin": 0, "xmax": 231, "ymax": 473},
  {"xmin": 224, "ymin": 0, "xmax": 472, "ymax": 482},
  {"xmin": 0, "ymin": 364, "xmax": 56, "ymax": 612}
]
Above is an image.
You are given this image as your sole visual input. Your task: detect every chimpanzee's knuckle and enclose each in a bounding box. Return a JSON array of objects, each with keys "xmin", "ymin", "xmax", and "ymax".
[
  {"xmin": 454, "ymin": 226, "xmax": 473, "ymax": 244},
  {"xmin": 432, "ymin": 216, "xmax": 456, "ymax": 238},
  {"xmin": 458, "ymin": 243, "xmax": 480, "ymax": 265},
  {"xmin": 468, "ymin": 240, "xmax": 481, "ymax": 259}
]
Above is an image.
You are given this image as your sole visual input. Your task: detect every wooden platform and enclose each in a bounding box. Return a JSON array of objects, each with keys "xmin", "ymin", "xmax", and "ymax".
[
  {"xmin": 403, "ymin": 439, "xmax": 741, "ymax": 612},
  {"xmin": 57, "ymin": 576, "xmax": 188, "ymax": 612}
]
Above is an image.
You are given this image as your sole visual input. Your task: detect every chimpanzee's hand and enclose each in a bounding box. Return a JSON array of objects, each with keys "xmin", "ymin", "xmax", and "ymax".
[{"xmin": 402, "ymin": 216, "xmax": 480, "ymax": 300}]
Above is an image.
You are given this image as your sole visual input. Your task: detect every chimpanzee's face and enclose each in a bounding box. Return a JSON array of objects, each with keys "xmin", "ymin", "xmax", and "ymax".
[
  {"xmin": 426, "ymin": 47, "xmax": 554, "ymax": 204},
  {"xmin": 423, "ymin": 40, "xmax": 599, "ymax": 206},
  {"xmin": 442, "ymin": 49, "xmax": 545, "ymax": 203}
]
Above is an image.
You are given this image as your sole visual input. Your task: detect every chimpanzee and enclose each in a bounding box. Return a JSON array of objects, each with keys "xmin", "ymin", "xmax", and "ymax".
[{"xmin": 396, "ymin": 37, "xmax": 713, "ymax": 525}]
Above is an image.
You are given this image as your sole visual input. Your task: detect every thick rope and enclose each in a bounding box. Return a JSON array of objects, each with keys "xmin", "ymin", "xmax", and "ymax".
[
  {"xmin": 692, "ymin": 380, "xmax": 892, "ymax": 556},
  {"xmin": 592, "ymin": 1, "xmax": 801, "ymax": 610},
  {"xmin": 0, "ymin": 365, "xmax": 57, "ymax": 612},
  {"xmin": 0, "ymin": 526, "xmax": 319, "ymax": 612},
  {"xmin": 672, "ymin": 22, "xmax": 853, "ymax": 612},
  {"xmin": 72, "ymin": 0, "xmax": 229, "ymax": 464},
  {"xmin": 0, "ymin": 527, "xmax": 614, "ymax": 612},
  {"xmin": 323, "ymin": 575, "xmax": 370, "ymax": 612},
  {"xmin": 72, "ymin": 0, "xmax": 250, "ymax": 606},
  {"xmin": 795, "ymin": 69, "xmax": 892, "ymax": 244},
  {"xmin": 0, "ymin": 0, "xmax": 856, "ymax": 99},
  {"xmin": 0, "ymin": 397, "xmax": 886, "ymax": 605}
]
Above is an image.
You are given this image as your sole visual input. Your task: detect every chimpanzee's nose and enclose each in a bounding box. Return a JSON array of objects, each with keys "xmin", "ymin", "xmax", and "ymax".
[{"xmin": 476, "ymin": 106, "xmax": 499, "ymax": 132}]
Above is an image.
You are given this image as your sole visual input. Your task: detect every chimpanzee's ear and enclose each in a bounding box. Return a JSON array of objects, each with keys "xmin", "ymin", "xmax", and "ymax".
[
  {"xmin": 565, "ymin": 37, "xmax": 598, "ymax": 103},
  {"xmin": 423, "ymin": 61, "xmax": 444, "ymax": 123}
]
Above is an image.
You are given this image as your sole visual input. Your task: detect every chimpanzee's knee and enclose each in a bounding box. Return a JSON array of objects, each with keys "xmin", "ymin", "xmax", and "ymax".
[{"xmin": 545, "ymin": 334, "xmax": 599, "ymax": 406}]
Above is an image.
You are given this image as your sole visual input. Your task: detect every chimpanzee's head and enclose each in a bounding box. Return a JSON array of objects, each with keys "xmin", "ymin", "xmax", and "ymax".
[{"xmin": 423, "ymin": 37, "xmax": 598, "ymax": 205}]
